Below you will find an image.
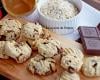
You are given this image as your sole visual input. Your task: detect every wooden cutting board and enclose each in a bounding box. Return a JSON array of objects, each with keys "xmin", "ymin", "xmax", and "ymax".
[{"xmin": 0, "ymin": 15, "xmax": 100, "ymax": 80}]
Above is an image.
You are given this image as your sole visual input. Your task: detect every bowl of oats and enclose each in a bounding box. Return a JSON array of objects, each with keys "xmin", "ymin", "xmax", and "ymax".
[{"xmin": 37, "ymin": 0, "xmax": 83, "ymax": 35}]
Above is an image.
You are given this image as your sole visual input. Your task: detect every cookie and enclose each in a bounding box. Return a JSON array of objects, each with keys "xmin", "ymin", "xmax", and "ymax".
[
  {"xmin": 57, "ymin": 71, "xmax": 80, "ymax": 80},
  {"xmin": 40, "ymin": 28, "xmax": 51, "ymax": 39},
  {"xmin": 22, "ymin": 22, "xmax": 43, "ymax": 40},
  {"xmin": 37, "ymin": 39, "xmax": 63, "ymax": 58},
  {"xmin": 27, "ymin": 38, "xmax": 46, "ymax": 51},
  {"xmin": 4, "ymin": 41, "xmax": 32, "ymax": 63},
  {"xmin": 28, "ymin": 55, "xmax": 56, "ymax": 75},
  {"xmin": 61, "ymin": 48, "xmax": 84, "ymax": 73},
  {"xmin": 0, "ymin": 18, "xmax": 21, "ymax": 41},
  {"xmin": 82, "ymin": 56, "xmax": 100, "ymax": 77},
  {"xmin": 62, "ymin": 48, "xmax": 84, "ymax": 60},
  {"xmin": 0, "ymin": 41, "xmax": 9, "ymax": 59}
]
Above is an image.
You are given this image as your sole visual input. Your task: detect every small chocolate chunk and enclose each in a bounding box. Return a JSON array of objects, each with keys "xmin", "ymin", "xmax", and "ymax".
[
  {"xmin": 68, "ymin": 66, "xmax": 75, "ymax": 73},
  {"xmin": 0, "ymin": 35, "xmax": 6, "ymax": 41},
  {"xmin": 92, "ymin": 62, "xmax": 97, "ymax": 68}
]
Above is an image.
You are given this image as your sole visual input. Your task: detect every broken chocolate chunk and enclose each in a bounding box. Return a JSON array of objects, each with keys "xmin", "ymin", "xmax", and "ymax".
[
  {"xmin": 0, "ymin": 35, "xmax": 6, "ymax": 41},
  {"xmin": 68, "ymin": 66, "xmax": 75, "ymax": 73},
  {"xmin": 83, "ymin": 38, "xmax": 100, "ymax": 55}
]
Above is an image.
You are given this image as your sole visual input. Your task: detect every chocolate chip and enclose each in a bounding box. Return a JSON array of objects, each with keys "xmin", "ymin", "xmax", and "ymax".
[
  {"xmin": 69, "ymin": 60, "xmax": 71, "ymax": 63},
  {"xmin": 0, "ymin": 35, "xmax": 6, "ymax": 41},
  {"xmin": 0, "ymin": 25, "xmax": 2, "ymax": 28},
  {"xmin": 16, "ymin": 53, "xmax": 23, "ymax": 61},
  {"xmin": 26, "ymin": 41, "xmax": 31, "ymax": 48},
  {"xmin": 43, "ymin": 42, "xmax": 48, "ymax": 44},
  {"xmin": 14, "ymin": 34, "xmax": 17, "ymax": 37},
  {"xmin": 74, "ymin": 56, "xmax": 77, "ymax": 58},
  {"xmin": 14, "ymin": 44, "xmax": 19, "ymax": 47},
  {"xmin": 50, "ymin": 60, "xmax": 55, "ymax": 64},
  {"xmin": 58, "ymin": 47, "xmax": 64, "ymax": 53},
  {"xmin": 8, "ymin": 19, "xmax": 12, "ymax": 20},
  {"xmin": 40, "ymin": 33, "xmax": 44, "ymax": 38},
  {"xmin": 7, "ymin": 30, "xmax": 14, "ymax": 33},
  {"xmin": 68, "ymin": 66, "xmax": 75, "ymax": 73},
  {"xmin": 34, "ymin": 29, "xmax": 38, "ymax": 32},
  {"xmin": 33, "ymin": 35, "xmax": 35, "ymax": 37},
  {"xmin": 49, "ymin": 63, "xmax": 56, "ymax": 73},
  {"xmin": 93, "ymin": 63, "xmax": 97, "ymax": 68}
]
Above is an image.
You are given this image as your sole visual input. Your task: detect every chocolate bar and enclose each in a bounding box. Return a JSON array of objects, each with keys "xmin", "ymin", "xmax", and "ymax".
[{"xmin": 78, "ymin": 24, "xmax": 100, "ymax": 55}]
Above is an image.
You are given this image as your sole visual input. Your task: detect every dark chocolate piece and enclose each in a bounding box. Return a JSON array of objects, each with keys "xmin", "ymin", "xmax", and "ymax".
[
  {"xmin": 78, "ymin": 25, "xmax": 100, "ymax": 56},
  {"xmin": 83, "ymin": 38, "xmax": 100, "ymax": 55},
  {"xmin": 79, "ymin": 27, "xmax": 98, "ymax": 38},
  {"xmin": 97, "ymin": 23, "xmax": 100, "ymax": 30}
]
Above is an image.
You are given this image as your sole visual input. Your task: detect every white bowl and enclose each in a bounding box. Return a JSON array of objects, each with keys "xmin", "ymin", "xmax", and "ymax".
[{"xmin": 37, "ymin": 0, "xmax": 83, "ymax": 35}]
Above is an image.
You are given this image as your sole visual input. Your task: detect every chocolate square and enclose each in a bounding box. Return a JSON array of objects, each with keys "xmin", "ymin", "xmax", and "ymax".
[
  {"xmin": 83, "ymin": 38, "xmax": 100, "ymax": 55},
  {"xmin": 79, "ymin": 27, "xmax": 98, "ymax": 38}
]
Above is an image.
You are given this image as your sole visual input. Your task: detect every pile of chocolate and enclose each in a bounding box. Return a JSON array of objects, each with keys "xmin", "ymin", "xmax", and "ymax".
[{"xmin": 78, "ymin": 23, "xmax": 100, "ymax": 55}]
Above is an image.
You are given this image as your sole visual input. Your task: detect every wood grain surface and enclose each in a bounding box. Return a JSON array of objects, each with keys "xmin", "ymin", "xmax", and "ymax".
[{"xmin": 0, "ymin": 16, "xmax": 100, "ymax": 80}]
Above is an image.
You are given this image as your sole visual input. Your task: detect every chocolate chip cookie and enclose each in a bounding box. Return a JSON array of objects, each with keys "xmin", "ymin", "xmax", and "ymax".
[
  {"xmin": 82, "ymin": 56, "xmax": 100, "ymax": 77},
  {"xmin": 61, "ymin": 48, "xmax": 84, "ymax": 73},
  {"xmin": 0, "ymin": 18, "xmax": 21, "ymax": 41},
  {"xmin": 28, "ymin": 55, "xmax": 56, "ymax": 75},
  {"xmin": 37, "ymin": 39, "xmax": 63, "ymax": 58},
  {"xmin": 22, "ymin": 22, "xmax": 43, "ymax": 40},
  {"xmin": 5, "ymin": 40, "xmax": 32, "ymax": 63},
  {"xmin": 57, "ymin": 71, "xmax": 80, "ymax": 80}
]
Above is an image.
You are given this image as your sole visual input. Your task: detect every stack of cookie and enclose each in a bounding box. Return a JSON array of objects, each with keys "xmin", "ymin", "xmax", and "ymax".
[
  {"xmin": 2, "ymin": 17, "xmax": 82, "ymax": 78},
  {"xmin": 0, "ymin": 18, "xmax": 51, "ymax": 63},
  {"xmin": 28, "ymin": 39, "xmax": 63, "ymax": 75},
  {"xmin": 26, "ymin": 33, "xmax": 84, "ymax": 79},
  {"xmin": 0, "ymin": 18, "xmax": 32, "ymax": 63}
]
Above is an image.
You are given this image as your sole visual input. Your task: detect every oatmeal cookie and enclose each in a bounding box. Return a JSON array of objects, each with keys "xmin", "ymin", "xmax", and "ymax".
[
  {"xmin": 57, "ymin": 71, "xmax": 80, "ymax": 80},
  {"xmin": 82, "ymin": 56, "xmax": 100, "ymax": 77},
  {"xmin": 5, "ymin": 41, "xmax": 32, "ymax": 63},
  {"xmin": 22, "ymin": 22, "xmax": 43, "ymax": 40},
  {"xmin": 37, "ymin": 39, "xmax": 63, "ymax": 58},
  {"xmin": 0, "ymin": 18, "xmax": 21, "ymax": 41},
  {"xmin": 61, "ymin": 48, "xmax": 84, "ymax": 73},
  {"xmin": 28, "ymin": 55, "xmax": 56, "ymax": 75}
]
